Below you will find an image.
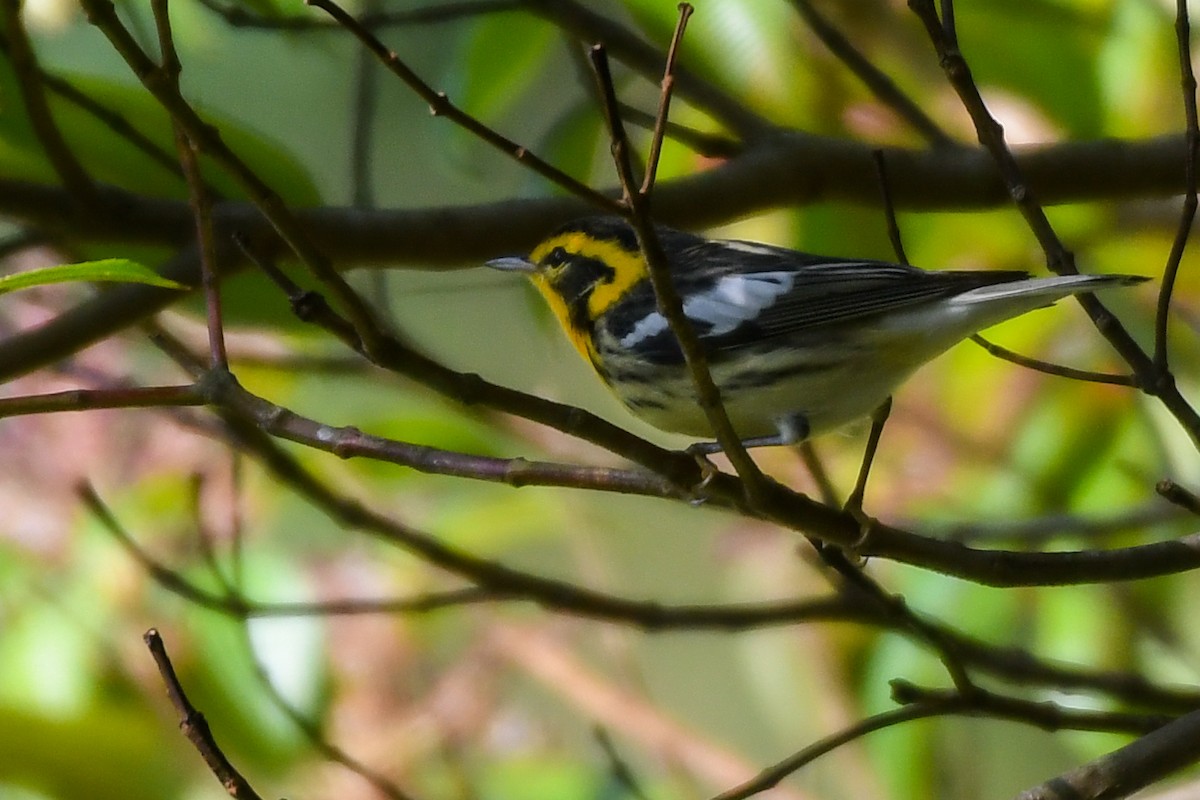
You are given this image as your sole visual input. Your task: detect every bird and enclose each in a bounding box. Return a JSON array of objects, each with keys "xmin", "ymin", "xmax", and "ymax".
[{"xmin": 487, "ymin": 216, "xmax": 1146, "ymax": 452}]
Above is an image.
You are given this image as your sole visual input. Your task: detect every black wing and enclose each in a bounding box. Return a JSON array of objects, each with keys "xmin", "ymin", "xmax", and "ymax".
[{"xmin": 604, "ymin": 232, "xmax": 1029, "ymax": 363}]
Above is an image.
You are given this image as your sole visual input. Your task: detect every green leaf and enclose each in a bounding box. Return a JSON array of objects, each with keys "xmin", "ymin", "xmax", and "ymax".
[
  {"xmin": 453, "ymin": 12, "xmax": 556, "ymax": 121},
  {"xmin": 957, "ymin": 1, "xmax": 1107, "ymax": 137},
  {"xmin": 0, "ymin": 259, "xmax": 188, "ymax": 295},
  {"xmin": 0, "ymin": 68, "xmax": 321, "ymax": 206}
]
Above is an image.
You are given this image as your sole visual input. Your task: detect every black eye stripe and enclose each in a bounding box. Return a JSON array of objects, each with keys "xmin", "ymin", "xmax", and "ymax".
[{"xmin": 552, "ymin": 255, "xmax": 617, "ymax": 308}]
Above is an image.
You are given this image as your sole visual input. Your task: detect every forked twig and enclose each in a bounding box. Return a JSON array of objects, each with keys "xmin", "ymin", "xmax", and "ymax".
[
  {"xmin": 908, "ymin": 0, "xmax": 1200, "ymax": 447},
  {"xmin": 588, "ymin": 6, "xmax": 771, "ymax": 499}
]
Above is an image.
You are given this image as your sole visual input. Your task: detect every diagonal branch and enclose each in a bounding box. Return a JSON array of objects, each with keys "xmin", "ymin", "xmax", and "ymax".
[
  {"xmin": 907, "ymin": 0, "xmax": 1200, "ymax": 449},
  {"xmin": 1, "ymin": 0, "xmax": 99, "ymax": 208},
  {"xmin": 307, "ymin": 0, "xmax": 621, "ymax": 213},
  {"xmin": 790, "ymin": 0, "xmax": 955, "ymax": 147}
]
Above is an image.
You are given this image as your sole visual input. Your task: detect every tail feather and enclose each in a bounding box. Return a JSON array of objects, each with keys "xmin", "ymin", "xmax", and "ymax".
[{"xmin": 953, "ymin": 274, "xmax": 1148, "ymax": 305}]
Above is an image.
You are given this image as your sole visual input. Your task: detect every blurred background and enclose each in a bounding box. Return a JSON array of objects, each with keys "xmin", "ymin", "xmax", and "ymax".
[{"xmin": 0, "ymin": 1, "xmax": 1198, "ymax": 798}]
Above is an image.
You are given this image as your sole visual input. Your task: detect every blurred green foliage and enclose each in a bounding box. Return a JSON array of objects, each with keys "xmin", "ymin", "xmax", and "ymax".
[{"xmin": 0, "ymin": 1, "xmax": 1197, "ymax": 799}]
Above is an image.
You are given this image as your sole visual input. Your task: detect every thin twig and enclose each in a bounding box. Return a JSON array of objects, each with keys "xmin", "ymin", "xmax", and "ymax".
[
  {"xmin": 1157, "ymin": 479, "xmax": 1200, "ymax": 515},
  {"xmin": 308, "ymin": 0, "xmax": 620, "ymax": 213},
  {"xmin": 593, "ymin": 728, "xmax": 652, "ymax": 800},
  {"xmin": 349, "ymin": 0, "xmax": 381, "ymax": 210},
  {"xmin": 237, "ymin": 624, "xmax": 420, "ymax": 800},
  {"xmin": 1016, "ymin": 706, "xmax": 1200, "ymax": 800},
  {"xmin": 589, "ymin": 18, "xmax": 771, "ymax": 500},
  {"xmin": 713, "ymin": 702, "xmax": 952, "ymax": 800},
  {"xmin": 1154, "ymin": 0, "xmax": 1199, "ymax": 372},
  {"xmin": 873, "ymin": 149, "xmax": 909, "ymax": 265},
  {"xmin": 153, "ymin": 0, "xmax": 227, "ymax": 368},
  {"xmin": 142, "ymin": 629, "xmax": 267, "ymax": 800},
  {"xmin": 908, "ymin": 0, "xmax": 1200, "ymax": 448},
  {"xmin": 618, "ymin": 101, "xmax": 742, "ymax": 158},
  {"xmin": 969, "ymin": 334, "xmax": 1139, "ymax": 387},
  {"xmin": 790, "ymin": 0, "xmax": 954, "ymax": 147},
  {"xmin": 892, "ymin": 680, "xmax": 1167, "ymax": 735},
  {"xmin": 81, "ymin": 0, "xmax": 388, "ymax": 355},
  {"xmin": 0, "ymin": 32, "xmax": 187, "ymax": 184},
  {"xmin": 1, "ymin": 0, "xmax": 99, "ymax": 208},
  {"xmin": 929, "ymin": 500, "xmax": 1189, "ymax": 544},
  {"xmin": 0, "ymin": 384, "xmax": 202, "ymax": 418},
  {"xmin": 640, "ymin": 2, "xmax": 694, "ymax": 195},
  {"xmin": 197, "ymin": 0, "xmax": 520, "ymax": 30}
]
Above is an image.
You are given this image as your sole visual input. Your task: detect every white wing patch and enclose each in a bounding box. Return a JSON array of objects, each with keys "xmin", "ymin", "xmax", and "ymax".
[
  {"xmin": 723, "ymin": 240, "xmax": 785, "ymax": 257},
  {"xmin": 617, "ymin": 272, "xmax": 795, "ymax": 347},
  {"xmin": 619, "ymin": 311, "xmax": 669, "ymax": 348},
  {"xmin": 683, "ymin": 272, "xmax": 794, "ymax": 335}
]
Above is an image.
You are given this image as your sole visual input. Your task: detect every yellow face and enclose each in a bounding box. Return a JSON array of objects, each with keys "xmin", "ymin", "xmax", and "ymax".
[{"xmin": 526, "ymin": 230, "xmax": 649, "ymax": 362}]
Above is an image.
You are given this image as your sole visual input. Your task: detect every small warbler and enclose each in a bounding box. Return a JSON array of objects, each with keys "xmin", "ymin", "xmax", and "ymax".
[{"xmin": 488, "ymin": 216, "xmax": 1145, "ymax": 450}]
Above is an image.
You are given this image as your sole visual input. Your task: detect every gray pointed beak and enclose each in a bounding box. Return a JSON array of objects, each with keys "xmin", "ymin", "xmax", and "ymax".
[{"xmin": 485, "ymin": 256, "xmax": 536, "ymax": 274}]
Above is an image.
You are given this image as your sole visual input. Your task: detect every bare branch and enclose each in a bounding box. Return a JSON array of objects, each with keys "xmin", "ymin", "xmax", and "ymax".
[
  {"xmin": 1016, "ymin": 707, "xmax": 1200, "ymax": 800},
  {"xmin": 1, "ymin": 0, "xmax": 99, "ymax": 208},
  {"xmin": 142, "ymin": 629, "xmax": 267, "ymax": 800},
  {"xmin": 790, "ymin": 0, "xmax": 955, "ymax": 147},
  {"xmin": 307, "ymin": 0, "xmax": 621, "ymax": 213},
  {"xmin": 1154, "ymin": 0, "xmax": 1200, "ymax": 373}
]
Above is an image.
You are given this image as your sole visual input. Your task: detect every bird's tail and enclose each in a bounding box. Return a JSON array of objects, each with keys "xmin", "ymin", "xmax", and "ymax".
[{"xmin": 954, "ymin": 273, "xmax": 1148, "ymax": 306}]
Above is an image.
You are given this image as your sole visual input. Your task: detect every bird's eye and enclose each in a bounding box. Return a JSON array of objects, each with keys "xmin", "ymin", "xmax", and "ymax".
[{"xmin": 544, "ymin": 247, "xmax": 568, "ymax": 268}]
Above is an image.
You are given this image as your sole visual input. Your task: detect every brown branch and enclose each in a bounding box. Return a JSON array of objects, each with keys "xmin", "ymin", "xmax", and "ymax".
[
  {"xmin": 1157, "ymin": 479, "xmax": 1200, "ymax": 515},
  {"xmin": 153, "ymin": 0, "xmax": 227, "ymax": 368},
  {"xmin": 1, "ymin": 0, "xmax": 99, "ymax": 208},
  {"xmin": 590, "ymin": 25, "xmax": 771, "ymax": 500},
  {"xmin": 1016, "ymin": 706, "xmax": 1200, "ymax": 800},
  {"xmin": 80, "ymin": 0, "xmax": 388, "ymax": 354},
  {"xmin": 187, "ymin": 368, "xmax": 683, "ymax": 497},
  {"xmin": 790, "ymin": 0, "xmax": 955, "ymax": 147},
  {"xmin": 969, "ymin": 334, "xmax": 1139, "ymax": 387},
  {"xmin": 0, "ymin": 384, "xmax": 201, "ymax": 417},
  {"xmin": 142, "ymin": 629, "xmax": 266, "ymax": 800},
  {"xmin": 197, "ymin": 0, "xmax": 521, "ymax": 30},
  {"xmin": 713, "ymin": 702, "xmax": 952, "ymax": 800},
  {"xmin": 307, "ymin": 0, "xmax": 620, "ymax": 214},
  {"xmin": 0, "ymin": 135, "xmax": 1192, "ymax": 259},
  {"xmin": 908, "ymin": 0, "xmax": 1200, "ymax": 448},
  {"xmin": 1154, "ymin": 0, "xmax": 1200, "ymax": 372},
  {"xmin": 891, "ymin": 680, "xmax": 1167, "ymax": 735}
]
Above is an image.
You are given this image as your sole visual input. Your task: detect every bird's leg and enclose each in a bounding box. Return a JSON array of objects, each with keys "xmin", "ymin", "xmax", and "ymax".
[
  {"xmin": 685, "ymin": 412, "xmax": 811, "ymax": 455},
  {"xmin": 843, "ymin": 397, "xmax": 892, "ymax": 529}
]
